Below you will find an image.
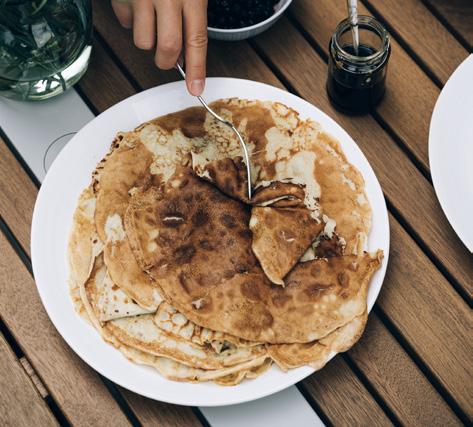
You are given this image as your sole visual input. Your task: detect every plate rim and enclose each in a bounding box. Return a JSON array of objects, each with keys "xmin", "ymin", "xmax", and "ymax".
[
  {"xmin": 428, "ymin": 53, "xmax": 473, "ymax": 253},
  {"xmin": 31, "ymin": 77, "xmax": 390, "ymax": 406}
]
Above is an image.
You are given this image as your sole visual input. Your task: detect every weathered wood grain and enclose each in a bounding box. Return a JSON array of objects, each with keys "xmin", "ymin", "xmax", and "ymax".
[
  {"xmin": 303, "ymin": 356, "xmax": 392, "ymax": 426},
  {"xmin": 0, "ymin": 333, "xmax": 58, "ymax": 427},
  {"xmin": 0, "ymin": 232, "xmax": 132, "ymax": 427},
  {"xmin": 0, "ymin": 139, "xmax": 37, "ymax": 253},
  {"xmin": 375, "ymin": 214, "xmax": 473, "ymax": 418},
  {"xmin": 426, "ymin": 0, "xmax": 473, "ymax": 49},
  {"xmin": 349, "ymin": 316, "xmax": 462, "ymax": 425},
  {"xmin": 120, "ymin": 388, "xmax": 200, "ymax": 427},
  {"xmin": 77, "ymin": 39, "xmax": 136, "ymax": 112},
  {"xmin": 362, "ymin": 0, "xmax": 467, "ymax": 84}
]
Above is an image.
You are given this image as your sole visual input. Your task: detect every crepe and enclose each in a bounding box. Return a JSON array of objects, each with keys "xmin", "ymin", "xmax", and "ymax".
[
  {"xmin": 193, "ymin": 157, "xmax": 326, "ymax": 284},
  {"xmin": 126, "ymin": 176, "xmax": 381, "ymax": 343},
  {"xmin": 89, "ymin": 132, "xmax": 165, "ymax": 310},
  {"xmin": 105, "ymin": 314, "xmax": 266, "ymax": 370},
  {"xmin": 92, "ymin": 132, "xmax": 155, "ymax": 242},
  {"xmin": 67, "ymin": 98, "xmax": 382, "ymax": 386},
  {"xmin": 104, "ymin": 232, "xmax": 163, "ymax": 311},
  {"xmin": 68, "ymin": 187, "xmax": 104, "ymax": 322},
  {"xmin": 125, "ymin": 168, "xmax": 256, "ymax": 285},
  {"xmin": 78, "ymin": 266, "xmax": 271, "ymax": 385},
  {"xmin": 68, "ymin": 280, "xmax": 90, "ymax": 323},
  {"xmin": 95, "ymin": 270, "xmax": 154, "ymax": 321},
  {"xmin": 267, "ymin": 311, "xmax": 368, "ymax": 370},
  {"xmin": 250, "ymin": 207, "xmax": 324, "ymax": 285},
  {"xmin": 69, "ymin": 190, "xmax": 158, "ymax": 322},
  {"xmin": 154, "ymin": 302, "xmax": 262, "ymax": 351},
  {"xmin": 215, "ymin": 357, "xmax": 273, "ymax": 386},
  {"xmin": 120, "ymin": 344, "xmax": 270, "ymax": 383},
  {"xmin": 189, "ymin": 99, "xmax": 371, "ymax": 254},
  {"xmin": 68, "ymin": 187, "xmax": 103, "ymax": 289},
  {"xmin": 298, "ymin": 128, "xmax": 371, "ymax": 255},
  {"xmin": 81, "ymin": 256, "xmax": 266, "ymax": 378}
]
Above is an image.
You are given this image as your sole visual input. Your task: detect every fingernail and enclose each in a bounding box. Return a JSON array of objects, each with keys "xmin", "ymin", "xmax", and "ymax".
[{"xmin": 190, "ymin": 79, "xmax": 205, "ymax": 96}]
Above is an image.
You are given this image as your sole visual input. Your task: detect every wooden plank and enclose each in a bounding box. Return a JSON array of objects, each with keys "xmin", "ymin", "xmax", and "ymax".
[
  {"xmin": 0, "ymin": 139, "xmax": 37, "ymax": 253},
  {"xmin": 290, "ymin": 0, "xmax": 438, "ymax": 173},
  {"xmin": 92, "ymin": 0, "xmax": 283, "ymax": 91},
  {"xmin": 0, "ymin": 232, "xmax": 132, "ymax": 427},
  {"xmin": 426, "ymin": 0, "xmax": 473, "ymax": 49},
  {"xmin": 304, "ymin": 312, "xmax": 461, "ymax": 424},
  {"xmin": 303, "ymin": 356, "xmax": 392, "ymax": 426},
  {"xmin": 349, "ymin": 316, "xmax": 461, "ymax": 425},
  {"xmin": 78, "ymin": 39, "xmax": 136, "ymax": 112},
  {"xmin": 19, "ymin": 357, "xmax": 49, "ymax": 398},
  {"xmin": 0, "ymin": 333, "xmax": 58, "ymax": 427},
  {"xmin": 362, "ymin": 0, "xmax": 467, "ymax": 84},
  {"xmin": 120, "ymin": 388, "xmax": 199, "ymax": 427},
  {"xmin": 252, "ymin": 17, "xmax": 473, "ymax": 300},
  {"xmin": 376, "ymin": 214, "xmax": 473, "ymax": 418}
]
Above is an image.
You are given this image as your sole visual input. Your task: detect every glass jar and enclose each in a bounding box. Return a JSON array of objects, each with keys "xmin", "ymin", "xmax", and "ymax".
[
  {"xmin": 326, "ymin": 15, "xmax": 390, "ymax": 114},
  {"xmin": 0, "ymin": 0, "xmax": 92, "ymax": 101}
]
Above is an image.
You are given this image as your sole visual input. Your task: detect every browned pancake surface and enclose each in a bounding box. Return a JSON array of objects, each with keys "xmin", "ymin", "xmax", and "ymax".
[
  {"xmin": 250, "ymin": 207, "xmax": 324, "ymax": 285},
  {"xmin": 125, "ymin": 167, "xmax": 256, "ymax": 288},
  {"xmin": 126, "ymin": 167, "xmax": 382, "ymax": 343}
]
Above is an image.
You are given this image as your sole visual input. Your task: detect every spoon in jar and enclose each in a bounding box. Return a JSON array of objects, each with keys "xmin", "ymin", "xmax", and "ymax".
[
  {"xmin": 346, "ymin": 0, "xmax": 359, "ymax": 55},
  {"xmin": 176, "ymin": 63, "xmax": 252, "ymax": 200}
]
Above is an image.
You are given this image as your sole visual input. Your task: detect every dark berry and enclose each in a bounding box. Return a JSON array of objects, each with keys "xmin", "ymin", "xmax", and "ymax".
[{"xmin": 208, "ymin": 0, "xmax": 278, "ymax": 29}]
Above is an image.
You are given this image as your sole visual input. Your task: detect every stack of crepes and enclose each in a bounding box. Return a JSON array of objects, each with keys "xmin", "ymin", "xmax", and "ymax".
[{"xmin": 68, "ymin": 98, "xmax": 383, "ymax": 385}]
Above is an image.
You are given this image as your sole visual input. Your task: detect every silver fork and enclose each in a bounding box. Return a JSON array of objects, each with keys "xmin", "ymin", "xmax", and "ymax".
[{"xmin": 176, "ymin": 63, "xmax": 252, "ymax": 200}]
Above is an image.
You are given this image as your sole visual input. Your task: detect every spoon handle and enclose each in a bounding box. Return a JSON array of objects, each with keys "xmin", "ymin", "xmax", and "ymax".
[
  {"xmin": 346, "ymin": 0, "xmax": 359, "ymax": 54},
  {"xmin": 175, "ymin": 63, "xmax": 253, "ymax": 200}
]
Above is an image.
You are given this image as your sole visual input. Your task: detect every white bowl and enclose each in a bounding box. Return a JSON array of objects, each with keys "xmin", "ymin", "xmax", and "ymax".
[{"xmin": 208, "ymin": 0, "xmax": 293, "ymax": 41}]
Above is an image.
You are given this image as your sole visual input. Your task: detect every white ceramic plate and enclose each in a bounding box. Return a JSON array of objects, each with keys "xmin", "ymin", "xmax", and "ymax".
[
  {"xmin": 429, "ymin": 54, "xmax": 473, "ymax": 252},
  {"xmin": 32, "ymin": 78, "xmax": 389, "ymax": 406}
]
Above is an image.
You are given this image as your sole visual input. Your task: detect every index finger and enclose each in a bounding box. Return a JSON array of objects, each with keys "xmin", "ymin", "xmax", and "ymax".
[
  {"xmin": 183, "ymin": 0, "xmax": 208, "ymax": 96},
  {"xmin": 111, "ymin": 0, "xmax": 133, "ymax": 29}
]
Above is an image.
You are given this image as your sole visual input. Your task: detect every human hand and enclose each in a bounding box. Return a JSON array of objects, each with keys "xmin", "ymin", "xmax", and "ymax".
[{"xmin": 111, "ymin": 0, "xmax": 208, "ymax": 96}]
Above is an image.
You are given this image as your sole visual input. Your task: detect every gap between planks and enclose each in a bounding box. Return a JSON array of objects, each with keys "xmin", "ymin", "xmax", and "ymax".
[
  {"xmin": 361, "ymin": 0, "xmax": 443, "ymax": 88},
  {"xmin": 421, "ymin": 0, "xmax": 473, "ymax": 51},
  {"xmin": 0, "ymin": 275, "xmax": 72, "ymax": 426}
]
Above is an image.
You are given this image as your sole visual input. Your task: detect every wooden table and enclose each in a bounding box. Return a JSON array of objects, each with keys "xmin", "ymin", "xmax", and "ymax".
[{"xmin": 1, "ymin": 1, "xmax": 472, "ymax": 425}]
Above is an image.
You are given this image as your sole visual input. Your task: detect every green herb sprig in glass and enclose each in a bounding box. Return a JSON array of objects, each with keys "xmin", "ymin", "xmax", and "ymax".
[{"xmin": 0, "ymin": 0, "xmax": 92, "ymax": 100}]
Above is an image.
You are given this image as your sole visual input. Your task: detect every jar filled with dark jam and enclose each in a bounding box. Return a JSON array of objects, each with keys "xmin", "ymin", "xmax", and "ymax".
[{"xmin": 327, "ymin": 16, "xmax": 390, "ymax": 114}]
